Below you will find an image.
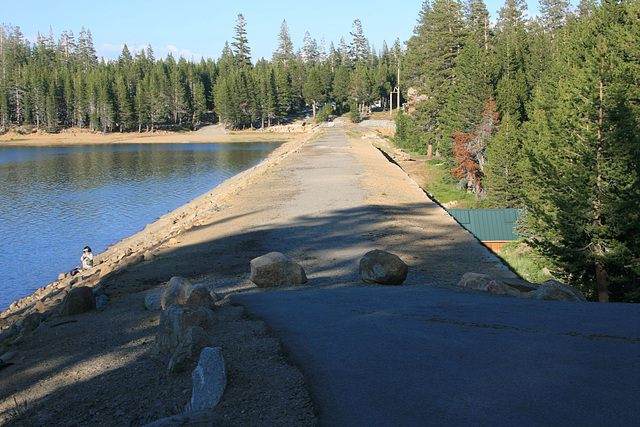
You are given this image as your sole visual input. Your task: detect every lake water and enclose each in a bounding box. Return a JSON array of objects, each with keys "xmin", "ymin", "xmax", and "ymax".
[{"xmin": 0, "ymin": 141, "xmax": 281, "ymax": 311}]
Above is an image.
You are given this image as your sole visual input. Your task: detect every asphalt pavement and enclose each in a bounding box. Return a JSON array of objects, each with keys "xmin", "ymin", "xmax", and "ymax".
[{"xmin": 232, "ymin": 285, "xmax": 640, "ymax": 426}]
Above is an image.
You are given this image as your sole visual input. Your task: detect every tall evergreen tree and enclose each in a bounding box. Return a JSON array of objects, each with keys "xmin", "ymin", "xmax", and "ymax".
[
  {"xmin": 231, "ymin": 14, "xmax": 252, "ymax": 68},
  {"xmin": 302, "ymin": 66, "xmax": 324, "ymax": 118},
  {"xmin": 539, "ymin": 0, "xmax": 571, "ymax": 32},
  {"xmin": 403, "ymin": 0, "xmax": 466, "ymax": 157},
  {"xmin": 272, "ymin": 20, "xmax": 294, "ymax": 67}
]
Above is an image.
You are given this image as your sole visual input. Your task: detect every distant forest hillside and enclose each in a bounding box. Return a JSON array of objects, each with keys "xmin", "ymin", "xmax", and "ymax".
[
  {"xmin": 1, "ymin": 0, "xmax": 638, "ymax": 302},
  {"xmin": 0, "ymin": 17, "xmax": 401, "ymax": 134}
]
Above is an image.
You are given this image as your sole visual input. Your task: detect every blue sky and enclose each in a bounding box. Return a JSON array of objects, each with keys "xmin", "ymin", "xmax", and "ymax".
[{"xmin": 4, "ymin": 0, "xmax": 542, "ymax": 62}]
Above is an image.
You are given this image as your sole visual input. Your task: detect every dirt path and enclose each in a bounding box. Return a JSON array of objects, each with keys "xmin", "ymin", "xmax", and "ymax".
[{"xmin": 0, "ymin": 126, "xmax": 513, "ymax": 426}]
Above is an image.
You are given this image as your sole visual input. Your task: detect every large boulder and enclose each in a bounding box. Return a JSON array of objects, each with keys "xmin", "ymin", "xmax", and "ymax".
[
  {"xmin": 456, "ymin": 272, "xmax": 493, "ymax": 291},
  {"xmin": 456, "ymin": 274, "xmax": 523, "ymax": 297},
  {"xmin": 59, "ymin": 286, "xmax": 96, "ymax": 316},
  {"xmin": 191, "ymin": 347, "xmax": 227, "ymax": 411},
  {"xmin": 154, "ymin": 303, "xmax": 215, "ymax": 355},
  {"xmin": 167, "ymin": 326, "xmax": 211, "ymax": 373},
  {"xmin": 184, "ymin": 284, "xmax": 216, "ymax": 311},
  {"xmin": 161, "ymin": 276, "xmax": 193, "ymax": 310},
  {"xmin": 250, "ymin": 252, "xmax": 308, "ymax": 288},
  {"xmin": 359, "ymin": 250, "xmax": 408, "ymax": 286},
  {"xmin": 529, "ymin": 280, "xmax": 587, "ymax": 302},
  {"xmin": 144, "ymin": 288, "xmax": 164, "ymax": 311}
]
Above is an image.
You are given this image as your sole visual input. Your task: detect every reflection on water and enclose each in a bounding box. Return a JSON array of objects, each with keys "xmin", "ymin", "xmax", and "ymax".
[{"xmin": 0, "ymin": 142, "xmax": 280, "ymax": 311}]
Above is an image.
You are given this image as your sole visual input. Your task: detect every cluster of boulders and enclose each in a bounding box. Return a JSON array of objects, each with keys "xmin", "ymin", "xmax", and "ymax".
[
  {"xmin": 248, "ymin": 250, "xmax": 586, "ymax": 303},
  {"xmin": 142, "ymin": 276, "xmax": 226, "ymax": 425},
  {"xmin": 265, "ymin": 124, "xmax": 308, "ymax": 133},
  {"xmin": 248, "ymin": 250, "xmax": 409, "ymax": 288},
  {"xmin": 455, "ymin": 272, "xmax": 587, "ymax": 302}
]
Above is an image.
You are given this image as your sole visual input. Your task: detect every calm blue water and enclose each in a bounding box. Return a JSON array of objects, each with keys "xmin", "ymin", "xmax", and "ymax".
[{"xmin": 0, "ymin": 142, "xmax": 281, "ymax": 311}]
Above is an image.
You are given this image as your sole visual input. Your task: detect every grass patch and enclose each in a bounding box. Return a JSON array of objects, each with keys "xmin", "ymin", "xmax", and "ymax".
[
  {"xmin": 416, "ymin": 159, "xmax": 477, "ymax": 206},
  {"xmin": 496, "ymin": 241, "xmax": 555, "ymax": 284}
]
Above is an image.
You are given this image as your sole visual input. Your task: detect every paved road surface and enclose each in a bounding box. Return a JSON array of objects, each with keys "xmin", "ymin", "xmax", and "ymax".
[{"xmin": 233, "ymin": 286, "xmax": 639, "ymax": 426}]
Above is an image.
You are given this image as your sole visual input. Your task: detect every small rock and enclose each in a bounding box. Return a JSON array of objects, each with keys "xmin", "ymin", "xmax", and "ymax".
[
  {"xmin": 486, "ymin": 280, "xmax": 523, "ymax": 297},
  {"xmin": 96, "ymin": 294, "xmax": 109, "ymax": 310},
  {"xmin": 456, "ymin": 272, "xmax": 493, "ymax": 291},
  {"xmin": 19, "ymin": 312, "xmax": 44, "ymax": 330},
  {"xmin": 92, "ymin": 285, "xmax": 107, "ymax": 296},
  {"xmin": 168, "ymin": 326, "xmax": 211, "ymax": 372},
  {"xmin": 533, "ymin": 281, "xmax": 587, "ymax": 302},
  {"xmin": 35, "ymin": 300, "xmax": 46, "ymax": 313}
]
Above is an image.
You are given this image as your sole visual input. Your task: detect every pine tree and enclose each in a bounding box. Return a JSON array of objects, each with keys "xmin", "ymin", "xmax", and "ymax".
[
  {"xmin": 302, "ymin": 32, "xmax": 319, "ymax": 65},
  {"xmin": 274, "ymin": 64, "xmax": 292, "ymax": 121},
  {"xmin": 303, "ymin": 66, "xmax": 324, "ymax": 118},
  {"xmin": 484, "ymin": 112, "xmax": 522, "ymax": 207},
  {"xmin": 402, "ymin": 0, "xmax": 466, "ymax": 156},
  {"xmin": 273, "ymin": 20, "xmax": 294, "ymax": 67},
  {"xmin": 135, "ymin": 74, "xmax": 151, "ymax": 131},
  {"xmin": 349, "ymin": 19, "xmax": 369, "ymax": 66},
  {"xmin": 332, "ymin": 65, "xmax": 352, "ymax": 109},
  {"xmin": 115, "ymin": 74, "xmax": 133, "ymax": 131},
  {"xmin": 231, "ymin": 14, "xmax": 252, "ymax": 68},
  {"xmin": 539, "ymin": 0, "xmax": 571, "ymax": 32}
]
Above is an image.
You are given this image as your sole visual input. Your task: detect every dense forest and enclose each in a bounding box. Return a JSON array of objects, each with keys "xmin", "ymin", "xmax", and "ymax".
[
  {"xmin": 0, "ymin": 17, "xmax": 401, "ymax": 133},
  {"xmin": 1, "ymin": 0, "xmax": 638, "ymax": 302}
]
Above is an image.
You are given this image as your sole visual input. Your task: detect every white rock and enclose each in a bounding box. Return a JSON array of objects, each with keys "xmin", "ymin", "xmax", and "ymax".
[{"xmin": 190, "ymin": 347, "xmax": 226, "ymax": 411}]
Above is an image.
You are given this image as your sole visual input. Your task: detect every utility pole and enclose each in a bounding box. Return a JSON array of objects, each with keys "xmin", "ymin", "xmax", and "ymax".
[
  {"xmin": 390, "ymin": 63, "xmax": 400, "ymax": 115},
  {"xmin": 397, "ymin": 63, "xmax": 401, "ymax": 113}
]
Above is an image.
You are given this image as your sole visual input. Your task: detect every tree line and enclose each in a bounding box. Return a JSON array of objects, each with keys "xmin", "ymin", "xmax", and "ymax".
[
  {"xmin": 0, "ymin": 17, "xmax": 401, "ymax": 134},
  {"xmin": 398, "ymin": 0, "xmax": 639, "ymax": 302}
]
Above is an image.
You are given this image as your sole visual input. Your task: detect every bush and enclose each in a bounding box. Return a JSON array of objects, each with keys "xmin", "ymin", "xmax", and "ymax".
[
  {"xmin": 316, "ymin": 104, "xmax": 333, "ymax": 123},
  {"xmin": 349, "ymin": 109, "xmax": 360, "ymax": 123}
]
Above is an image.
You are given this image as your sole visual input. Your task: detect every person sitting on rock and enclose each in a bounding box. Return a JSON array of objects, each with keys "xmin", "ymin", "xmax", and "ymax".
[{"xmin": 81, "ymin": 246, "xmax": 94, "ymax": 269}]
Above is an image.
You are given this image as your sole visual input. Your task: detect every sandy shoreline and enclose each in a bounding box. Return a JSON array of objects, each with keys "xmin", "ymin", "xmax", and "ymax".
[{"xmin": 0, "ymin": 126, "xmax": 301, "ymax": 146}]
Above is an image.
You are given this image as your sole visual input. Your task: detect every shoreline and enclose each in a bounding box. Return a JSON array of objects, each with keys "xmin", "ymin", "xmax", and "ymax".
[
  {"xmin": 0, "ymin": 129, "xmax": 315, "ymax": 322},
  {"xmin": 0, "ymin": 126, "xmax": 301, "ymax": 146}
]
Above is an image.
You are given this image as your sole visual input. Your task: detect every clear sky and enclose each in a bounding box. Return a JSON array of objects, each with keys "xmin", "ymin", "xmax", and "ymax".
[{"xmin": 3, "ymin": 0, "xmax": 542, "ymax": 62}]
